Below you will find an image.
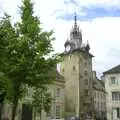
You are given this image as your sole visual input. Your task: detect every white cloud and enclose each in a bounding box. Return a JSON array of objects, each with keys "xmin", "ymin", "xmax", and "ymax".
[
  {"xmin": 80, "ymin": 17, "xmax": 120, "ymax": 74},
  {"xmin": 49, "ymin": 17, "xmax": 120, "ymax": 76},
  {"xmin": 0, "ymin": 0, "xmax": 21, "ymax": 22},
  {"xmin": 51, "ymin": 2, "xmax": 86, "ymax": 17},
  {"xmin": 75, "ymin": 0, "xmax": 120, "ymax": 9},
  {"xmin": 0, "ymin": 0, "xmax": 120, "ymax": 77}
]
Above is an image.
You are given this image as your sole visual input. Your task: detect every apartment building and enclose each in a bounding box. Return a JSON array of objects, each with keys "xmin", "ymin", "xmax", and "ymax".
[{"xmin": 103, "ymin": 64, "xmax": 120, "ymax": 120}]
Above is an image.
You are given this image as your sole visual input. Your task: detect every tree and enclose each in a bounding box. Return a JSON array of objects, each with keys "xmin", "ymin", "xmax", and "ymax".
[
  {"xmin": 7, "ymin": 0, "xmax": 58, "ymax": 120},
  {"xmin": 0, "ymin": 73, "xmax": 8, "ymax": 120},
  {"xmin": 32, "ymin": 85, "xmax": 52, "ymax": 120},
  {"xmin": 0, "ymin": 14, "xmax": 19, "ymax": 120},
  {"xmin": 0, "ymin": 0, "xmax": 58, "ymax": 119},
  {"xmin": 17, "ymin": 0, "xmax": 58, "ymax": 85},
  {"xmin": 0, "ymin": 15, "xmax": 25, "ymax": 120}
]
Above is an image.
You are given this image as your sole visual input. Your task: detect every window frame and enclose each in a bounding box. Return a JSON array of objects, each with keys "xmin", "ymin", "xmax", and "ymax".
[
  {"xmin": 56, "ymin": 88, "xmax": 61, "ymax": 97},
  {"xmin": 111, "ymin": 76, "xmax": 118, "ymax": 84},
  {"xmin": 85, "ymin": 79, "xmax": 88, "ymax": 85},
  {"xmin": 56, "ymin": 105, "xmax": 61, "ymax": 118},
  {"xmin": 112, "ymin": 92, "xmax": 120, "ymax": 101}
]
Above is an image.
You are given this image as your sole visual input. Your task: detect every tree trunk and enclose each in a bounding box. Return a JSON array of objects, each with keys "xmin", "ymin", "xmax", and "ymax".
[
  {"xmin": 0, "ymin": 102, "xmax": 4, "ymax": 120},
  {"xmin": 11, "ymin": 81, "xmax": 20, "ymax": 120},
  {"xmin": 11, "ymin": 97, "xmax": 18, "ymax": 120},
  {"xmin": 40, "ymin": 111, "xmax": 42, "ymax": 120},
  {"xmin": 34, "ymin": 107, "xmax": 36, "ymax": 120}
]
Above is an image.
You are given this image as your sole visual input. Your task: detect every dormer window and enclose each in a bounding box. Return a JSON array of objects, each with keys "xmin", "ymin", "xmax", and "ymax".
[
  {"xmin": 72, "ymin": 31, "xmax": 77, "ymax": 37},
  {"xmin": 111, "ymin": 76, "xmax": 118, "ymax": 84},
  {"xmin": 74, "ymin": 31, "xmax": 77, "ymax": 35}
]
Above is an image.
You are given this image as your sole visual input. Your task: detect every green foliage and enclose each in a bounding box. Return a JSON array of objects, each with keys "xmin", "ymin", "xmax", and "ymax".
[
  {"xmin": 43, "ymin": 92, "xmax": 52, "ymax": 113},
  {"xmin": 0, "ymin": 15, "xmax": 22, "ymax": 120},
  {"xmin": 32, "ymin": 85, "xmax": 53, "ymax": 119},
  {"xmin": 19, "ymin": 0, "xmax": 55, "ymax": 56},
  {"xmin": 15, "ymin": 0, "xmax": 58, "ymax": 86},
  {"xmin": 0, "ymin": 14, "xmax": 17, "ymax": 73},
  {"xmin": 0, "ymin": 0, "xmax": 59, "ymax": 120},
  {"xmin": 0, "ymin": 14, "xmax": 19, "ymax": 102},
  {"xmin": 0, "ymin": 72, "xmax": 8, "ymax": 102}
]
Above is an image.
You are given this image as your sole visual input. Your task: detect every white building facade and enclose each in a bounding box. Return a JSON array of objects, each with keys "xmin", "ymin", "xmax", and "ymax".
[{"xmin": 103, "ymin": 65, "xmax": 120, "ymax": 120}]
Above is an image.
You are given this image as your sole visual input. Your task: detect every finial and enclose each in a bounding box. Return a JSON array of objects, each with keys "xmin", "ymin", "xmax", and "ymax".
[
  {"xmin": 86, "ymin": 40, "xmax": 90, "ymax": 52},
  {"xmin": 87, "ymin": 40, "xmax": 89, "ymax": 45},
  {"xmin": 74, "ymin": 12, "xmax": 77, "ymax": 25}
]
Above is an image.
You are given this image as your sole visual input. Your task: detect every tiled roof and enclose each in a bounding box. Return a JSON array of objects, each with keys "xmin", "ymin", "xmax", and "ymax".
[
  {"xmin": 98, "ymin": 79, "xmax": 104, "ymax": 86},
  {"xmin": 93, "ymin": 79, "xmax": 105, "ymax": 92},
  {"xmin": 60, "ymin": 48, "xmax": 94, "ymax": 57},
  {"xmin": 103, "ymin": 64, "xmax": 120, "ymax": 74}
]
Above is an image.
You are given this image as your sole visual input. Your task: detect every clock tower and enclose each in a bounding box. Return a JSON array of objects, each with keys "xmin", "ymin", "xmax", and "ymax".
[
  {"xmin": 64, "ymin": 13, "xmax": 82, "ymax": 52},
  {"xmin": 60, "ymin": 14, "xmax": 94, "ymax": 119}
]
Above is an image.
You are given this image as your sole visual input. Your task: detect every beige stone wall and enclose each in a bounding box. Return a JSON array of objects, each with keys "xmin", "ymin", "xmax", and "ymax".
[
  {"xmin": 60, "ymin": 53, "xmax": 79, "ymax": 116},
  {"xmin": 60, "ymin": 51, "xmax": 93, "ymax": 118}
]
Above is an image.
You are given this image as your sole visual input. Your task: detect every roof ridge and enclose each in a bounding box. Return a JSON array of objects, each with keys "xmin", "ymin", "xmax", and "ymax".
[{"xmin": 103, "ymin": 64, "xmax": 120, "ymax": 74}]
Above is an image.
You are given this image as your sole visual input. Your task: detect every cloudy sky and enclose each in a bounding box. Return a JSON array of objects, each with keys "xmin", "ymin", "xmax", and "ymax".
[{"xmin": 0, "ymin": 0, "xmax": 120, "ymax": 77}]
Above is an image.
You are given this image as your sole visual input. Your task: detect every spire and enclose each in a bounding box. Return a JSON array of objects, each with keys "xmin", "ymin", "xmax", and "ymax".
[
  {"xmin": 86, "ymin": 40, "xmax": 90, "ymax": 52},
  {"xmin": 74, "ymin": 12, "xmax": 77, "ymax": 26}
]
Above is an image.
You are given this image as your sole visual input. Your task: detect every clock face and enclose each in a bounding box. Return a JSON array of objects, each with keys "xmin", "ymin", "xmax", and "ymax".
[{"xmin": 66, "ymin": 45, "xmax": 71, "ymax": 52}]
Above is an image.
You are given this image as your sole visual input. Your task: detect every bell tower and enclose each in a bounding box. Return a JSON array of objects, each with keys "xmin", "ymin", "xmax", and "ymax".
[
  {"xmin": 64, "ymin": 13, "xmax": 82, "ymax": 52},
  {"xmin": 70, "ymin": 13, "xmax": 82, "ymax": 49},
  {"xmin": 61, "ymin": 14, "xmax": 94, "ymax": 119}
]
